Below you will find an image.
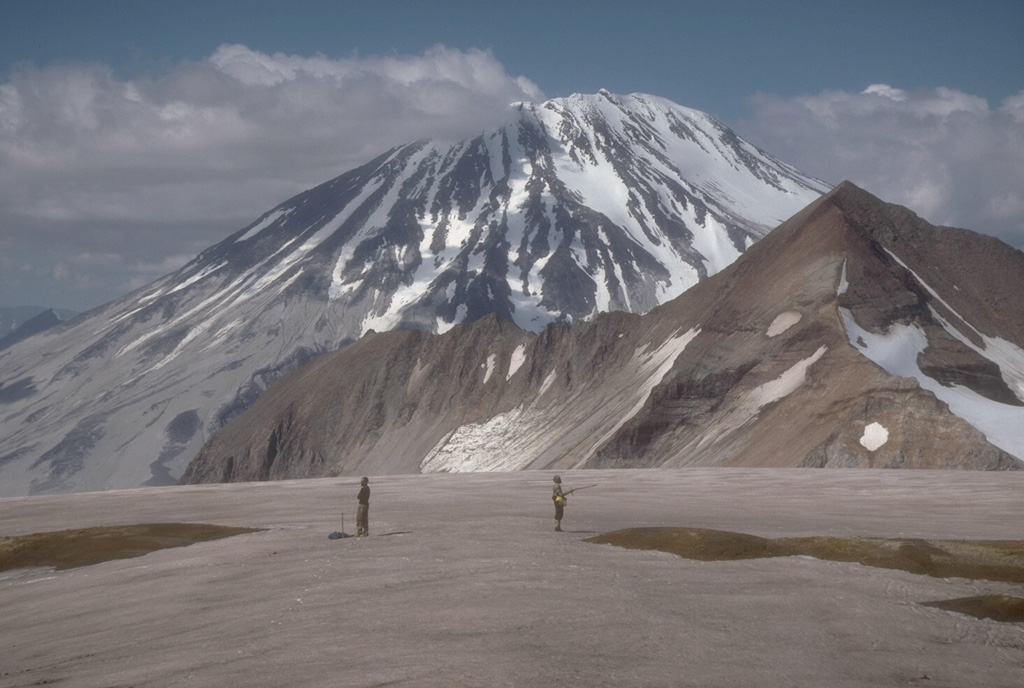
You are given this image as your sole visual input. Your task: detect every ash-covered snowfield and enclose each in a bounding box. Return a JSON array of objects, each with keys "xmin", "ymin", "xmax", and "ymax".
[{"xmin": 3, "ymin": 469, "xmax": 1024, "ymax": 687}]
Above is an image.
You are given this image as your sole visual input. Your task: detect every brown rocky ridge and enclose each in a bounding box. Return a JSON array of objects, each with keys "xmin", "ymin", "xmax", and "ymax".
[{"xmin": 180, "ymin": 182, "xmax": 1024, "ymax": 483}]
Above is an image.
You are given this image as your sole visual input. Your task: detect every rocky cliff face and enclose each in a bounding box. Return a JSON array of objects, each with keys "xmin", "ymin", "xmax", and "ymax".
[{"xmin": 181, "ymin": 182, "xmax": 1024, "ymax": 483}]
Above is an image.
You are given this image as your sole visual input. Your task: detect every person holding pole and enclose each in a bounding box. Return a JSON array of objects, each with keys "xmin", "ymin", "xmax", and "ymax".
[
  {"xmin": 552, "ymin": 475, "xmax": 567, "ymax": 532},
  {"xmin": 551, "ymin": 475, "xmax": 597, "ymax": 532}
]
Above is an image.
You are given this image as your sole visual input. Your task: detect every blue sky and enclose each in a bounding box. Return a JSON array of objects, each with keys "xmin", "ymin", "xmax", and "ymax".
[{"xmin": 2, "ymin": 0, "xmax": 1022, "ymax": 310}]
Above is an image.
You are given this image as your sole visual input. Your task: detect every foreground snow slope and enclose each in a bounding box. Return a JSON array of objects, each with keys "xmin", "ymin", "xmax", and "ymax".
[{"xmin": 3, "ymin": 469, "xmax": 1024, "ymax": 687}]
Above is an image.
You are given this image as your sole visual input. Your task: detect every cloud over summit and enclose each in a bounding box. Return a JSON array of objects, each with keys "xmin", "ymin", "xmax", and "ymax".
[
  {"xmin": 0, "ymin": 45, "xmax": 542, "ymax": 309},
  {"xmin": 1, "ymin": 44, "xmax": 542, "ymax": 224},
  {"xmin": 742, "ymin": 84, "xmax": 1024, "ymax": 250}
]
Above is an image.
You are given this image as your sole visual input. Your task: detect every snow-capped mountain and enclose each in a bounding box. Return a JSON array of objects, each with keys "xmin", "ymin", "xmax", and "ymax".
[
  {"xmin": 181, "ymin": 182, "xmax": 1024, "ymax": 485},
  {"xmin": 0, "ymin": 91, "xmax": 825, "ymax": 497}
]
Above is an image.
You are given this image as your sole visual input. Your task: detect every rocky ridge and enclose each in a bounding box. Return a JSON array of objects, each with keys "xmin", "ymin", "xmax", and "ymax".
[{"xmin": 181, "ymin": 182, "xmax": 1024, "ymax": 483}]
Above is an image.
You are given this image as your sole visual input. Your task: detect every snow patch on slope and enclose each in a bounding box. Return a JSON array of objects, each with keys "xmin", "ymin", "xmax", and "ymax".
[
  {"xmin": 418, "ymin": 407, "xmax": 545, "ymax": 473},
  {"xmin": 840, "ymin": 308, "xmax": 1024, "ymax": 460},
  {"xmin": 767, "ymin": 311, "xmax": 802, "ymax": 337},
  {"xmin": 507, "ymin": 345, "xmax": 527, "ymax": 380},
  {"xmin": 691, "ymin": 346, "xmax": 828, "ymax": 454},
  {"xmin": 748, "ymin": 347, "xmax": 828, "ymax": 410},
  {"xmin": 837, "ymin": 260, "xmax": 850, "ymax": 296},
  {"xmin": 883, "ymin": 248, "xmax": 1024, "ymax": 403},
  {"xmin": 419, "ymin": 328, "xmax": 700, "ymax": 473},
  {"xmin": 482, "ymin": 354, "xmax": 496, "ymax": 384},
  {"xmin": 611, "ymin": 328, "xmax": 701, "ymax": 433},
  {"xmin": 235, "ymin": 208, "xmax": 290, "ymax": 243},
  {"xmin": 860, "ymin": 422, "xmax": 889, "ymax": 451}
]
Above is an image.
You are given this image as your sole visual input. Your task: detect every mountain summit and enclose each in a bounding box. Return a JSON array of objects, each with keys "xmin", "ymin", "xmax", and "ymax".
[
  {"xmin": 181, "ymin": 182, "xmax": 1024, "ymax": 484},
  {"xmin": 0, "ymin": 92, "xmax": 825, "ymax": 496}
]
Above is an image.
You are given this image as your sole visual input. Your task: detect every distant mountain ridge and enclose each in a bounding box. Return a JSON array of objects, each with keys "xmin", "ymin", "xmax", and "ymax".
[
  {"xmin": 0, "ymin": 307, "xmax": 77, "ymax": 342},
  {"xmin": 0, "ymin": 91, "xmax": 826, "ymax": 496},
  {"xmin": 181, "ymin": 182, "xmax": 1024, "ymax": 484}
]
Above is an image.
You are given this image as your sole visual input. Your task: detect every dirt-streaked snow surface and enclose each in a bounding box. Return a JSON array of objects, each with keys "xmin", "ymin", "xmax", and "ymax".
[{"xmin": 2, "ymin": 469, "xmax": 1024, "ymax": 687}]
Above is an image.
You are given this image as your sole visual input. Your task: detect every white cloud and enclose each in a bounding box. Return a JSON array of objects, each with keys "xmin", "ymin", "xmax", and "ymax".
[
  {"xmin": 741, "ymin": 85, "xmax": 1024, "ymax": 250},
  {"xmin": 0, "ymin": 44, "xmax": 541, "ymax": 224},
  {"xmin": 1001, "ymin": 91, "xmax": 1024, "ymax": 124},
  {"xmin": 862, "ymin": 84, "xmax": 908, "ymax": 102},
  {"xmin": 0, "ymin": 45, "xmax": 543, "ymax": 309}
]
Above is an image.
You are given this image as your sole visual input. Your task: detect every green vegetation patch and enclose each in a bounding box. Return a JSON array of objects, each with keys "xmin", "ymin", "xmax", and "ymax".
[
  {"xmin": 0, "ymin": 523, "xmax": 263, "ymax": 572},
  {"xmin": 921, "ymin": 595, "xmax": 1024, "ymax": 623},
  {"xmin": 587, "ymin": 527, "xmax": 1024, "ymax": 622},
  {"xmin": 585, "ymin": 527, "xmax": 1024, "ymax": 583}
]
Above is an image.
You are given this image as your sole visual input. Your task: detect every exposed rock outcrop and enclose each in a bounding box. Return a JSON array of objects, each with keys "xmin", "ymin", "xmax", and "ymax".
[{"xmin": 181, "ymin": 182, "xmax": 1024, "ymax": 483}]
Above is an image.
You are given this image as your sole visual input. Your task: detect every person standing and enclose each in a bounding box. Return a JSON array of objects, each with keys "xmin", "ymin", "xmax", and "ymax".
[
  {"xmin": 552, "ymin": 475, "xmax": 566, "ymax": 532},
  {"xmin": 356, "ymin": 477, "xmax": 370, "ymax": 537}
]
